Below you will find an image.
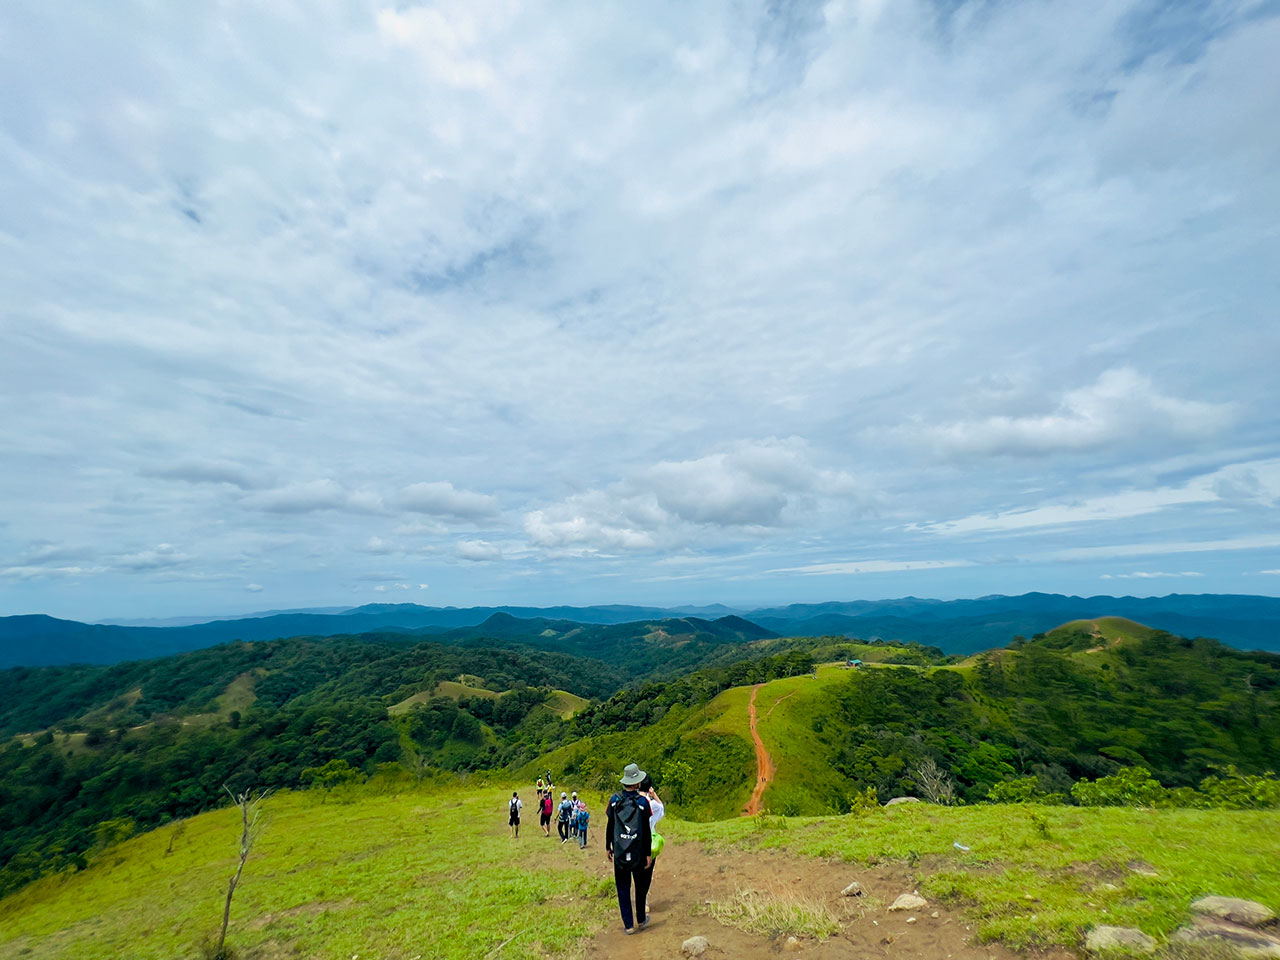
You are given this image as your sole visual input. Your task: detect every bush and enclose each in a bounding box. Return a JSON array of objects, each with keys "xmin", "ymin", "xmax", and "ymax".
[
  {"xmin": 1196, "ymin": 767, "xmax": 1280, "ymax": 809},
  {"xmin": 1071, "ymin": 767, "xmax": 1167, "ymax": 807},
  {"xmin": 986, "ymin": 776, "xmax": 1041, "ymax": 804}
]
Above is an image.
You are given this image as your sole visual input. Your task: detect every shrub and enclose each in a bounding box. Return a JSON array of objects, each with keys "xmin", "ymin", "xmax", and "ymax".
[
  {"xmin": 986, "ymin": 776, "xmax": 1041, "ymax": 804},
  {"xmin": 1070, "ymin": 767, "xmax": 1167, "ymax": 807},
  {"xmin": 1196, "ymin": 767, "xmax": 1280, "ymax": 809}
]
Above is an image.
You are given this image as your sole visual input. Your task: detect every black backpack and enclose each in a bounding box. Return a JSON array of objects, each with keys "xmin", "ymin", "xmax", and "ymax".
[{"xmin": 611, "ymin": 792, "xmax": 645, "ymax": 863}]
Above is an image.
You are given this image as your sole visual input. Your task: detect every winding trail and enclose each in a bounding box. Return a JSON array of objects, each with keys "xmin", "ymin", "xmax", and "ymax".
[{"xmin": 744, "ymin": 683, "xmax": 774, "ymax": 816}]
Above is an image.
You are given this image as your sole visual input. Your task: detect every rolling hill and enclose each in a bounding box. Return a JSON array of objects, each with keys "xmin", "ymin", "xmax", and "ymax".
[{"xmin": 5, "ymin": 592, "xmax": 1280, "ymax": 669}]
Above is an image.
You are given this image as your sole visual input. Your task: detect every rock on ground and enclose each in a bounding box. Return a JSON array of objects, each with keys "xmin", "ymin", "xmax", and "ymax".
[
  {"xmin": 889, "ymin": 893, "xmax": 929, "ymax": 911},
  {"xmin": 1191, "ymin": 897, "xmax": 1278, "ymax": 928},
  {"xmin": 1085, "ymin": 925, "xmax": 1157, "ymax": 954},
  {"xmin": 884, "ymin": 797, "xmax": 921, "ymax": 806},
  {"xmin": 841, "ymin": 881, "xmax": 863, "ymax": 897},
  {"xmin": 1174, "ymin": 920, "xmax": 1280, "ymax": 958},
  {"xmin": 784, "ymin": 935, "xmax": 802, "ymax": 951},
  {"xmin": 682, "ymin": 935, "xmax": 710, "ymax": 956}
]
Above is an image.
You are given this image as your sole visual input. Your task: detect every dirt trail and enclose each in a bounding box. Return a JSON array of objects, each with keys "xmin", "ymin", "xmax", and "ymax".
[
  {"xmin": 579, "ymin": 839, "xmax": 1069, "ymax": 960},
  {"xmin": 744, "ymin": 683, "xmax": 774, "ymax": 816}
]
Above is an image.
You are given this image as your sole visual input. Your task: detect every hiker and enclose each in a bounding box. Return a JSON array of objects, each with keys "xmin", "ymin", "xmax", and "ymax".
[
  {"xmin": 606, "ymin": 762, "xmax": 654, "ymax": 935},
  {"xmin": 508, "ymin": 791, "xmax": 522, "ymax": 838},
  {"xmin": 557, "ymin": 791, "xmax": 574, "ymax": 843},
  {"xmin": 640, "ymin": 774, "xmax": 666, "ymax": 881},
  {"xmin": 536, "ymin": 776, "xmax": 544, "ymax": 795},
  {"xmin": 576, "ymin": 800, "xmax": 590, "ymax": 848},
  {"xmin": 569, "ymin": 791, "xmax": 580, "ymax": 839},
  {"xmin": 539, "ymin": 789, "xmax": 554, "ymax": 836}
]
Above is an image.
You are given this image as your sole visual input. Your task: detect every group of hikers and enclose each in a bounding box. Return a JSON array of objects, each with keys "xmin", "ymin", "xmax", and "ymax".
[{"xmin": 505, "ymin": 762, "xmax": 666, "ymax": 935}]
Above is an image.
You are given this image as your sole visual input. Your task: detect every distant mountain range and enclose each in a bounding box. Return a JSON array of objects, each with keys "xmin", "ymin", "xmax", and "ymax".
[{"xmin": 2, "ymin": 592, "xmax": 1278, "ymax": 668}]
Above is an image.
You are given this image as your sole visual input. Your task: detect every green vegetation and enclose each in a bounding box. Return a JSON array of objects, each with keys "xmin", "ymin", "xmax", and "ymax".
[
  {"xmin": 4, "ymin": 781, "xmax": 1277, "ymax": 958},
  {"xmin": 0, "ymin": 783, "xmax": 618, "ymax": 960},
  {"xmin": 677, "ymin": 802, "xmax": 1280, "ymax": 949},
  {"xmin": 3, "ymin": 615, "xmax": 1279, "ymax": 911},
  {"xmin": 0, "ymin": 637, "xmax": 619, "ymax": 897}
]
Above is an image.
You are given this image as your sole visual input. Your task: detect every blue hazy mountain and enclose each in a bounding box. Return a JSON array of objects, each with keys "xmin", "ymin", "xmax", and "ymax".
[{"xmin": 2, "ymin": 593, "xmax": 1278, "ymax": 668}]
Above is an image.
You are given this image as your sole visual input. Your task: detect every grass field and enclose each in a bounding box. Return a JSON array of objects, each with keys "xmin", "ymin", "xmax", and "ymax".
[
  {"xmin": 0, "ymin": 783, "xmax": 618, "ymax": 960},
  {"xmin": 676, "ymin": 802, "xmax": 1280, "ymax": 949},
  {"xmin": 5, "ymin": 782, "xmax": 1277, "ymax": 958}
]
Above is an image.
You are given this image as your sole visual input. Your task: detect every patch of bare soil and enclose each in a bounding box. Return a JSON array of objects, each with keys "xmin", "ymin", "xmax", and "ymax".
[{"xmin": 579, "ymin": 842, "xmax": 1076, "ymax": 960}]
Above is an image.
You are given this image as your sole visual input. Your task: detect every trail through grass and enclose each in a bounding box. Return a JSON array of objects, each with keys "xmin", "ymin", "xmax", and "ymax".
[{"xmin": 675, "ymin": 802, "xmax": 1280, "ymax": 949}]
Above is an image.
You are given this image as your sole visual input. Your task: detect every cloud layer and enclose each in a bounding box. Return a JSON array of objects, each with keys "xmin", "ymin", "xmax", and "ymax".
[{"xmin": 1, "ymin": 0, "xmax": 1277, "ymax": 618}]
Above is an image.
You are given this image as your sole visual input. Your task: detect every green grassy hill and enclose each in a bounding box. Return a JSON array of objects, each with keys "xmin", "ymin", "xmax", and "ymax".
[
  {"xmin": 3, "ymin": 780, "xmax": 1277, "ymax": 959},
  {"xmin": 5, "ymin": 617, "xmax": 1280, "ymax": 916}
]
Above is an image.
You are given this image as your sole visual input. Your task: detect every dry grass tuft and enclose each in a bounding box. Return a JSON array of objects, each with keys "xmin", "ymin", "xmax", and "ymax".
[{"xmin": 705, "ymin": 884, "xmax": 841, "ymax": 939}]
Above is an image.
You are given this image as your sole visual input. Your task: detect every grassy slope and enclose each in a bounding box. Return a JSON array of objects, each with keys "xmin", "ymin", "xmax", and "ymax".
[
  {"xmin": 750, "ymin": 666, "xmax": 850, "ymax": 816},
  {"xmin": 679, "ymin": 802, "xmax": 1280, "ymax": 949},
  {"xmin": 0, "ymin": 784, "xmax": 618, "ymax": 960},
  {"xmin": 522, "ymin": 685, "xmax": 756, "ymax": 820},
  {"xmin": 389, "ymin": 682, "xmax": 586, "ymax": 719},
  {"xmin": 4, "ymin": 783, "xmax": 1277, "ymax": 957},
  {"xmin": 544, "ymin": 690, "xmax": 589, "ymax": 720}
]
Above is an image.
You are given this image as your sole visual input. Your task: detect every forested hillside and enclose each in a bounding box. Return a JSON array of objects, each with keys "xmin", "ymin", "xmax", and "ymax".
[{"xmin": 2, "ymin": 620, "xmax": 1278, "ymax": 902}]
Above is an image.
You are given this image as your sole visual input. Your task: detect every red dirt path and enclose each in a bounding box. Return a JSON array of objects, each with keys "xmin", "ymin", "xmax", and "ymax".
[{"xmin": 744, "ymin": 683, "xmax": 774, "ymax": 815}]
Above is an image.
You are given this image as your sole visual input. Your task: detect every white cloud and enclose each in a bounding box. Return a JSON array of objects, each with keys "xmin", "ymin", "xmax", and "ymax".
[
  {"xmin": 1049, "ymin": 534, "xmax": 1280, "ymax": 561},
  {"xmin": 1, "ymin": 564, "xmax": 108, "ymax": 581},
  {"xmin": 244, "ymin": 480, "xmax": 376, "ymax": 515},
  {"xmin": 1100, "ymin": 571, "xmax": 1204, "ymax": 580},
  {"xmin": 522, "ymin": 439, "xmax": 870, "ymax": 555},
  {"xmin": 456, "ymin": 539, "xmax": 502, "ymax": 561},
  {"xmin": 0, "ymin": 1, "xmax": 1277, "ymax": 615},
  {"xmin": 148, "ymin": 458, "xmax": 264, "ymax": 489},
  {"xmin": 361, "ymin": 536, "xmax": 398, "ymax": 555},
  {"xmin": 115, "ymin": 543, "xmax": 191, "ymax": 572},
  {"xmin": 397, "ymin": 482, "xmax": 499, "ymax": 521},
  {"xmin": 919, "ymin": 459, "xmax": 1280, "ymax": 537},
  {"xmin": 890, "ymin": 368, "xmax": 1233, "ymax": 459},
  {"xmin": 523, "ymin": 498, "xmax": 658, "ymax": 555},
  {"xmin": 770, "ymin": 559, "xmax": 975, "ymax": 576},
  {"xmin": 245, "ymin": 582, "xmax": 264, "ymax": 592}
]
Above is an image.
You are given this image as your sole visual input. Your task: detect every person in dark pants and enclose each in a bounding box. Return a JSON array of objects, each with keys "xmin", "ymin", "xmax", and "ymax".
[
  {"xmin": 557, "ymin": 791, "xmax": 573, "ymax": 842},
  {"xmin": 606, "ymin": 762, "xmax": 654, "ymax": 935}
]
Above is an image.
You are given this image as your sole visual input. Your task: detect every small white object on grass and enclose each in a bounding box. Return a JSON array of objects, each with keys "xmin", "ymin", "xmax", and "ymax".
[{"xmin": 953, "ymin": 841, "xmax": 970, "ymax": 851}]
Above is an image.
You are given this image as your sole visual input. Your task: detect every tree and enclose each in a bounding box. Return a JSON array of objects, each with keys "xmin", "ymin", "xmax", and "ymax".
[
  {"xmin": 662, "ymin": 760, "xmax": 693, "ymax": 805},
  {"xmin": 299, "ymin": 759, "xmax": 360, "ymax": 801},
  {"xmin": 212, "ymin": 786, "xmax": 269, "ymax": 960},
  {"xmin": 911, "ymin": 757, "xmax": 957, "ymax": 805}
]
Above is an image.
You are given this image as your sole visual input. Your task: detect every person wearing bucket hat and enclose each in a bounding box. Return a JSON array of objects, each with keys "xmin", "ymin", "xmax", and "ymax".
[{"xmin": 606, "ymin": 763, "xmax": 654, "ymax": 934}]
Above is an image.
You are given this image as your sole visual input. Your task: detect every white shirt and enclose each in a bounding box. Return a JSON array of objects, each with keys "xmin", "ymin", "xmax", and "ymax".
[
  {"xmin": 509, "ymin": 797, "xmax": 523, "ymax": 811},
  {"xmin": 649, "ymin": 796, "xmax": 665, "ymax": 828}
]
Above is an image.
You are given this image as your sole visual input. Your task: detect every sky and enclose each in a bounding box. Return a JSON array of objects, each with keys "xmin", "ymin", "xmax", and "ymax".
[{"xmin": 1, "ymin": 0, "xmax": 1278, "ymax": 622}]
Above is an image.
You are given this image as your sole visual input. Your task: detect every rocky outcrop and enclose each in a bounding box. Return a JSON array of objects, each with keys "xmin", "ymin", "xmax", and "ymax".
[
  {"xmin": 1173, "ymin": 898, "xmax": 1280, "ymax": 958},
  {"xmin": 1191, "ymin": 897, "xmax": 1278, "ymax": 928},
  {"xmin": 1085, "ymin": 925, "xmax": 1156, "ymax": 953}
]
